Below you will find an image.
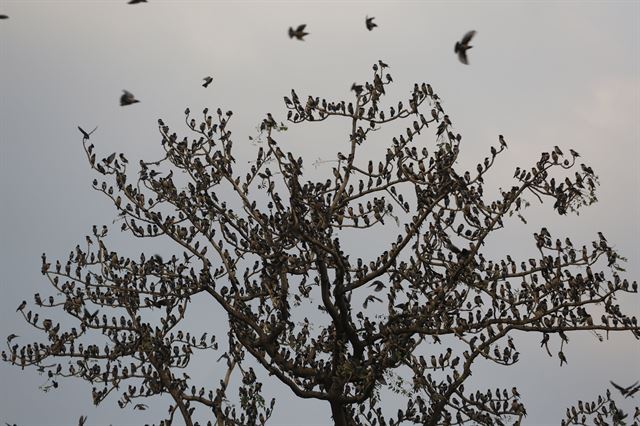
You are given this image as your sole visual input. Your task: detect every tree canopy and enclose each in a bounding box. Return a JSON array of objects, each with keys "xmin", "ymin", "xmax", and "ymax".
[{"xmin": 4, "ymin": 62, "xmax": 639, "ymax": 426}]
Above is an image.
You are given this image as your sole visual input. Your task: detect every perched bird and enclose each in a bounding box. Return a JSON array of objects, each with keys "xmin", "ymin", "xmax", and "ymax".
[
  {"xmin": 202, "ymin": 76, "xmax": 213, "ymax": 88},
  {"xmin": 288, "ymin": 24, "xmax": 308, "ymax": 41},
  {"xmin": 77, "ymin": 126, "xmax": 98, "ymax": 141},
  {"xmin": 42, "ymin": 319, "xmax": 53, "ymax": 331},
  {"xmin": 350, "ymin": 83, "xmax": 363, "ymax": 95},
  {"xmin": 365, "ymin": 16, "xmax": 377, "ymax": 31},
  {"xmin": 0, "ymin": 14, "xmax": 8, "ymax": 19},
  {"xmin": 120, "ymin": 90, "xmax": 140, "ymax": 106},
  {"xmin": 16, "ymin": 301, "xmax": 26, "ymax": 312},
  {"xmin": 454, "ymin": 30, "xmax": 477, "ymax": 64},
  {"xmin": 499, "ymin": 135, "xmax": 507, "ymax": 148},
  {"xmin": 128, "ymin": 0, "xmax": 147, "ymax": 4},
  {"xmin": 78, "ymin": 415, "xmax": 87, "ymax": 426}
]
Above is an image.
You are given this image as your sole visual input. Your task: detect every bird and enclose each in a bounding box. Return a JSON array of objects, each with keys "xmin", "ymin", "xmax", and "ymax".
[
  {"xmin": 16, "ymin": 301, "xmax": 26, "ymax": 312},
  {"xmin": 0, "ymin": 14, "xmax": 8, "ymax": 19},
  {"xmin": 610, "ymin": 381, "xmax": 640, "ymax": 398},
  {"xmin": 77, "ymin": 126, "xmax": 98, "ymax": 141},
  {"xmin": 499, "ymin": 135, "xmax": 507, "ymax": 148},
  {"xmin": 78, "ymin": 415, "xmax": 87, "ymax": 426},
  {"xmin": 365, "ymin": 16, "xmax": 377, "ymax": 31},
  {"xmin": 42, "ymin": 319, "xmax": 53, "ymax": 331},
  {"xmin": 202, "ymin": 76, "xmax": 213, "ymax": 88},
  {"xmin": 120, "ymin": 90, "xmax": 140, "ymax": 106},
  {"xmin": 454, "ymin": 30, "xmax": 477, "ymax": 64},
  {"xmin": 288, "ymin": 24, "xmax": 308, "ymax": 41},
  {"xmin": 368, "ymin": 280, "xmax": 385, "ymax": 292},
  {"xmin": 351, "ymin": 83, "xmax": 363, "ymax": 95},
  {"xmin": 128, "ymin": 0, "xmax": 147, "ymax": 4}
]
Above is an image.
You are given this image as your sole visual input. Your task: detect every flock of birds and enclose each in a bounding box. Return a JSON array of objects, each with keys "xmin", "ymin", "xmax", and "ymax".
[{"xmin": 2, "ymin": 5, "xmax": 477, "ymax": 114}]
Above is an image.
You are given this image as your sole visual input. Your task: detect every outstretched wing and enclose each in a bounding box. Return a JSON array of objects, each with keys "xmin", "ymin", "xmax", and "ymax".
[{"xmin": 461, "ymin": 30, "xmax": 476, "ymax": 45}]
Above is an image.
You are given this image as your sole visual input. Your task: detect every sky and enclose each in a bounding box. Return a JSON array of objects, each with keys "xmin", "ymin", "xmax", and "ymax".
[{"xmin": 0, "ymin": 0, "xmax": 639, "ymax": 425}]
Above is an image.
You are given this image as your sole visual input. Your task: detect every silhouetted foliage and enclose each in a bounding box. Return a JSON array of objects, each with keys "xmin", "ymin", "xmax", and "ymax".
[{"xmin": 5, "ymin": 62, "xmax": 639, "ymax": 425}]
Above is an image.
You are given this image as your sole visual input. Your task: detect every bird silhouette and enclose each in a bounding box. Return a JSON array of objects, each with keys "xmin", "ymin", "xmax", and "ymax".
[
  {"xmin": 365, "ymin": 16, "xmax": 377, "ymax": 31},
  {"xmin": 202, "ymin": 76, "xmax": 213, "ymax": 88},
  {"xmin": 288, "ymin": 24, "xmax": 308, "ymax": 41},
  {"xmin": 77, "ymin": 126, "xmax": 98, "ymax": 141},
  {"xmin": 610, "ymin": 381, "xmax": 640, "ymax": 398},
  {"xmin": 454, "ymin": 30, "xmax": 476, "ymax": 65},
  {"xmin": 16, "ymin": 301, "xmax": 26, "ymax": 312},
  {"xmin": 120, "ymin": 90, "xmax": 140, "ymax": 106},
  {"xmin": 0, "ymin": 14, "xmax": 8, "ymax": 19},
  {"xmin": 128, "ymin": 0, "xmax": 147, "ymax": 4}
]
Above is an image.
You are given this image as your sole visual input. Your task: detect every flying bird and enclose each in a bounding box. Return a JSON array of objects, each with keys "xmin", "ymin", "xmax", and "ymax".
[
  {"xmin": 288, "ymin": 24, "xmax": 308, "ymax": 41},
  {"xmin": 120, "ymin": 90, "xmax": 140, "ymax": 106},
  {"xmin": 202, "ymin": 76, "xmax": 213, "ymax": 88},
  {"xmin": 610, "ymin": 381, "xmax": 640, "ymax": 398},
  {"xmin": 454, "ymin": 30, "xmax": 476, "ymax": 65},
  {"xmin": 78, "ymin": 126, "xmax": 98, "ymax": 141},
  {"xmin": 128, "ymin": 0, "xmax": 147, "ymax": 4},
  {"xmin": 365, "ymin": 16, "xmax": 377, "ymax": 31},
  {"xmin": 0, "ymin": 14, "xmax": 8, "ymax": 19},
  {"xmin": 350, "ymin": 83, "xmax": 363, "ymax": 95}
]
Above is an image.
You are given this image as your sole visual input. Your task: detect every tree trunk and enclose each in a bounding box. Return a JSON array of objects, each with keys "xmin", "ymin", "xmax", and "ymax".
[{"xmin": 330, "ymin": 400, "xmax": 348, "ymax": 426}]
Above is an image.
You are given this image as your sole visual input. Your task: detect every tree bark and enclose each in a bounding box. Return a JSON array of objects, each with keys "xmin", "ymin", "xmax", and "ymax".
[{"xmin": 330, "ymin": 400, "xmax": 348, "ymax": 426}]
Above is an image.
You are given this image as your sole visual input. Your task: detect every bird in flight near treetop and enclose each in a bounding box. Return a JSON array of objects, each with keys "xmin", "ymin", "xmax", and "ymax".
[
  {"xmin": 288, "ymin": 24, "xmax": 308, "ymax": 41},
  {"xmin": 365, "ymin": 16, "xmax": 377, "ymax": 31},
  {"xmin": 454, "ymin": 30, "xmax": 477, "ymax": 65},
  {"xmin": 120, "ymin": 90, "xmax": 140, "ymax": 106}
]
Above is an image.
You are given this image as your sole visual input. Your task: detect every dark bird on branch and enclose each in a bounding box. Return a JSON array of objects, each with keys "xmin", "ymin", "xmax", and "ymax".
[
  {"xmin": 351, "ymin": 83, "xmax": 363, "ymax": 95},
  {"xmin": 288, "ymin": 24, "xmax": 308, "ymax": 41},
  {"xmin": 454, "ymin": 30, "xmax": 476, "ymax": 65},
  {"xmin": 16, "ymin": 301, "xmax": 26, "ymax": 312},
  {"xmin": 365, "ymin": 16, "xmax": 377, "ymax": 31},
  {"xmin": 120, "ymin": 90, "xmax": 140, "ymax": 106},
  {"xmin": 499, "ymin": 135, "xmax": 507, "ymax": 148},
  {"xmin": 78, "ymin": 126, "xmax": 98, "ymax": 141},
  {"xmin": 202, "ymin": 76, "xmax": 213, "ymax": 88}
]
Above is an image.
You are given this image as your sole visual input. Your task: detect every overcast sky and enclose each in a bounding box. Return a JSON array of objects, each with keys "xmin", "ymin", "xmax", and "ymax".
[{"xmin": 0, "ymin": 1, "xmax": 639, "ymax": 425}]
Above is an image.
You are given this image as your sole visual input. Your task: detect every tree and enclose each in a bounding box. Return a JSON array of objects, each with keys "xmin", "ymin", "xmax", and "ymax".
[{"xmin": 4, "ymin": 62, "xmax": 639, "ymax": 425}]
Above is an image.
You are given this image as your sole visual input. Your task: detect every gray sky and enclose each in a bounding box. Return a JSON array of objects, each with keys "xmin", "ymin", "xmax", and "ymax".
[{"xmin": 1, "ymin": 1, "xmax": 639, "ymax": 425}]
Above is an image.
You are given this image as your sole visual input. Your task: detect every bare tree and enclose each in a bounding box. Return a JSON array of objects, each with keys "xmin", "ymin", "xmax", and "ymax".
[{"xmin": 4, "ymin": 62, "xmax": 639, "ymax": 425}]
